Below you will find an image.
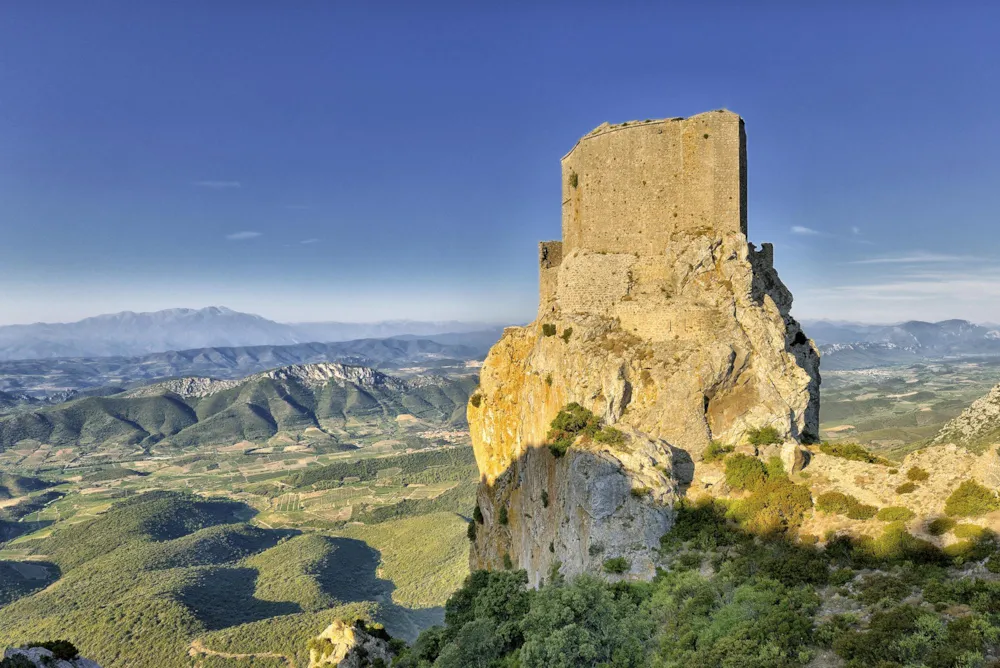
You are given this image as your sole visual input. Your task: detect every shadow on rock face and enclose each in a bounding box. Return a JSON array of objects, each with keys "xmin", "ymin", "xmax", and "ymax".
[{"xmin": 469, "ymin": 437, "xmax": 676, "ymax": 588}]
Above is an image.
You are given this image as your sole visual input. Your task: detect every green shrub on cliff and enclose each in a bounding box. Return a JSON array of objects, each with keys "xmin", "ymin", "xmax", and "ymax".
[
  {"xmin": 724, "ymin": 454, "xmax": 767, "ymax": 491},
  {"xmin": 703, "ymin": 441, "xmax": 734, "ymax": 462},
  {"xmin": 944, "ymin": 481, "xmax": 1000, "ymax": 517},
  {"xmin": 816, "ymin": 492, "xmax": 878, "ymax": 520},
  {"xmin": 927, "ymin": 516, "xmax": 956, "ymax": 536},
  {"xmin": 602, "ymin": 557, "xmax": 630, "ymax": 574},
  {"xmin": 546, "ymin": 403, "xmax": 600, "ymax": 457},
  {"xmin": 747, "ymin": 426, "xmax": 782, "ymax": 446},
  {"xmin": 876, "ymin": 506, "xmax": 915, "ymax": 522}
]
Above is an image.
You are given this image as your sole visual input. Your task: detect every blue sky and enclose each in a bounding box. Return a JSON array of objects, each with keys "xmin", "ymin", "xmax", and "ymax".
[{"xmin": 2, "ymin": 2, "xmax": 999, "ymax": 325}]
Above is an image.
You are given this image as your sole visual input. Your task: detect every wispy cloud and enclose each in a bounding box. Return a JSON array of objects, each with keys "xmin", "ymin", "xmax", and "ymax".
[
  {"xmin": 848, "ymin": 252, "xmax": 974, "ymax": 265},
  {"xmin": 300, "ymin": 238, "xmax": 320, "ymax": 244},
  {"xmin": 795, "ymin": 261, "xmax": 1000, "ymax": 322},
  {"xmin": 791, "ymin": 226, "xmax": 821, "ymax": 236},
  {"xmin": 226, "ymin": 231, "xmax": 262, "ymax": 241},
  {"xmin": 195, "ymin": 180, "xmax": 242, "ymax": 189}
]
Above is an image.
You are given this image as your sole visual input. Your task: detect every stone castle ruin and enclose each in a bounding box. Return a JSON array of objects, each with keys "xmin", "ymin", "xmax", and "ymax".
[{"xmin": 468, "ymin": 110, "xmax": 821, "ymax": 583}]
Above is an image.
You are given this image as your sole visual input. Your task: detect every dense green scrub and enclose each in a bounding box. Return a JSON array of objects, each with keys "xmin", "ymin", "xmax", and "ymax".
[
  {"xmin": 397, "ymin": 501, "xmax": 1000, "ymax": 668},
  {"xmin": 0, "ymin": 490, "xmax": 439, "ymax": 667}
]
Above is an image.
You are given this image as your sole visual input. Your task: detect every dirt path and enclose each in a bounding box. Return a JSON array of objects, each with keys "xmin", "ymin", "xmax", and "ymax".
[{"xmin": 188, "ymin": 639, "xmax": 295, "ymax": 667}]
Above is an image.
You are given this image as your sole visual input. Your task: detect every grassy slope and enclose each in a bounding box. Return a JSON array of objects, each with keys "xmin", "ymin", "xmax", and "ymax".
[{"xmin": 340, "ymin": 512, "xmax": 470, "ymax": 609}]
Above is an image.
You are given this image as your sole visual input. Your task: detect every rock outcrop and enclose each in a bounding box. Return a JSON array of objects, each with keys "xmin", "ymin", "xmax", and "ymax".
[
  {"xmin": 307, "ymin": 619, "xmax": 395, "ymax": 668},
  {"xmin": 2, "ymin": 647, "xmax": 100, "ymax": 668},
  {"xmin": 468, "ymin": 111, "xmax": 820, "ymax": 584},
  {"xmin": 935, "ymin": 383, "xmax": 1000, "ymax": 452}
]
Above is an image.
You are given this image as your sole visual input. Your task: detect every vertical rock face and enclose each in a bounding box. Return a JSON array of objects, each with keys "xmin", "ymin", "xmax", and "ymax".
[{"xmin": 468, "ymin": 111, "xmax": 820, "ymax": 585}]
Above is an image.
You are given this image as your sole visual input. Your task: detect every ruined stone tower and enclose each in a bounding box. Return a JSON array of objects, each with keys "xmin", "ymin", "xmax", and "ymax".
[{"xmin": 469, "ymin": 110, "xmax": 820, "ymax": 585}]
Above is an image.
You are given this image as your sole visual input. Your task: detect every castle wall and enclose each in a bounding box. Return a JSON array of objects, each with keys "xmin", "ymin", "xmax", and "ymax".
[
  {"xmin": 556, "ymin": 251, "xmax": 635, "ymax": 314},
  {"xmin": 561, "ymin": 110, "xmax": 746, "ymax": 255},
  {"xmin": 538, "ymin": 241, "xmax": 563, "ymax": 311}
]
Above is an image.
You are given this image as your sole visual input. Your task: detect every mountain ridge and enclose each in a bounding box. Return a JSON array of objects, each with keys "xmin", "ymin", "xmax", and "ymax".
[
  {"xmin": 0, "ymin": 361, "xmax": 476, "ymax": 451},
  {"xmin": 803, "ymin": 318, "xmax": 1000, "ymax": 369},
  {"xmin": 0, "ymin": 307, "xmax": 503, "ymax": 361}
]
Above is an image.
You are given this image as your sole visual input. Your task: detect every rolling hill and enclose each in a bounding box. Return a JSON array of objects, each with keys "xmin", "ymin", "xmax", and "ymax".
[{"xmin": 0, "ymin": 362, "xmax": 477, "ymax": 451}]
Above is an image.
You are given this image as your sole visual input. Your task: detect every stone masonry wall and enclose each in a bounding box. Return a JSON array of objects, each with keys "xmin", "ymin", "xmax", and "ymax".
[
  {"xmin": 538, "ymin": 241, "xmax": 563, "ymax": 313},
  {"xmin": 561, "ymin": 110, "xmax": 746, "ymax": 256}
]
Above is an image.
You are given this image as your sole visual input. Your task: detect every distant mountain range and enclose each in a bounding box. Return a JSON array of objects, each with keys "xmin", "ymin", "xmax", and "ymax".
[
  {"xmin": 801, "ymin": 319, "xmax": 1000, "ymax": 370},
  {"xmin": 0, "ymin": 336, "xmax": 497, "ymax": 402},
  {"xmin": 0, "ymin": 307, "xmax": 504, "ymax": 361},
  {"xmin": 0, "ymin": 362, "xmax": 477, "ymax": 452}
]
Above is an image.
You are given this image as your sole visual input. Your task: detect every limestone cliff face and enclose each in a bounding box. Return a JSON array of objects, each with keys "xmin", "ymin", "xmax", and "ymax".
[{"xmin": 469, "ymin": 111, "xmax": 820, "ymax": 584}]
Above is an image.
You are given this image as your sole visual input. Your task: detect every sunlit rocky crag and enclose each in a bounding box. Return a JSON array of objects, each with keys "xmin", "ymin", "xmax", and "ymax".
[{"xmin": 468, "ymin": 111, "xmax": 820, "ymax": 584}]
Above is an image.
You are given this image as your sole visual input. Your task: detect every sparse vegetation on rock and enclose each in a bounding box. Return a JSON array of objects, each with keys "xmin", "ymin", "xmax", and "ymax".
[
  {"xmin": 819, "ymin": 441, "xmax": 891, "ymax": 465},
  {"xmin": 816, "ymin": 491, "xmax": 878, "ymax": 520},
  {"xmin": 876, "ymin": 506, "xmax": 916, "ymax": 522},
  {"xmin": 747, "ymin": 426, "xmax": 782, "ymax": 446},
  {"xmin": 703, "ymin": 441, "xmax": 734, "ymax": 462}
]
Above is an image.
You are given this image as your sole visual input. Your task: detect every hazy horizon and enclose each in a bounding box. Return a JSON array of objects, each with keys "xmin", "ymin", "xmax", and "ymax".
[{"xmin": 3, "ymin": 3, "xmax": 1000, "ymax": 325}]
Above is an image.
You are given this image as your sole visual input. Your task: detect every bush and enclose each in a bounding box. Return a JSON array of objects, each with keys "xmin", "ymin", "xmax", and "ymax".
[
  {"xmin": 724, "ymin": 454, "xmax": 767, "ymax": 491},
  {"xmin": 593, "ymin": 426, "xmax": 625, "ymax": 446},
  {"xmin": 568, "ymin": 171, "xmax": 578, "ymax": 188},
  {"xmin": 906, "ymin": 466, "xmax": 930, "ymax": 481},
  {"xmin": 816, "ymin": 492, "xmax": 877, "ymax": 520},
  {"xmin": 927, "ymin": 517, "xmax": 956, "ymax": 536},
  {"xmin": 730, "ymin": 476, "xmax": 813, "ymax": 535},
  {"xmin": 541, "ymin": 323, "xmax": 557, "ymax": 337},
  {"xmin": 819, "ymin": 442, "xmax": 891, "ymax": 465},
  {"xmin": 747, "ymin": 426, "xmax": 782, "ymax": 446},
  {"xmin": 469, "ymin": 393, "xmax": 482, "ymax": 408},
  {"xmin": 703, "ymin": 441, "xmax": 734, "ymax": 463},
  {"xmin": 858, "ymin": 522, "xmax": 942, "ymax": 563},
  {"xmin": 467, "ymin": 521, "xmax": 477, "ymax": 541},
  {"xmin": 895, "ymin": 482, "xmax": 917, "ymax": 494},
  {"xmin": 855, "ymin": 573, "xmax": 911, "ymax": 606},
  {"xmin": 953, "ymin": 523, "xmax": 991, "ymax": 540},
  {"xmin": 987, "ymin": 554, "xmax": 1000, "ymax": 573},
  {"xmin": 473, "ymin": 504, "xmax": 484, "ymax": 524},
  {"xmin": 502, "ymin": 553, "xmax": 513, "ymax": 570},
  {"xmin": 498, "ymin": 505, "xmax": 509, "ymax": 526},
  {"xmin": 630, "ymin": 486, "xmax": 651, "ymax": 499},
  {"xmin": 876, "ymin": 506, "xmax": 915, "ymax": 522},
  {"xmin": 540, "ymin": 490, "xmax": 549, "ymax": 508},
  {"xmin": 560, "ymin": 327, "xmax": 573, "ymax": 343},
  {"xmin": 602, "ymin": 557, "xmax": 630, "ymax": 574},
  {"xmin": 546, "ymin": 403, "xmax": 600, "ymax": 457},
  {"xmin": 945, "ymin": 481, "xmax": 1000, "ymax": 517}
]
